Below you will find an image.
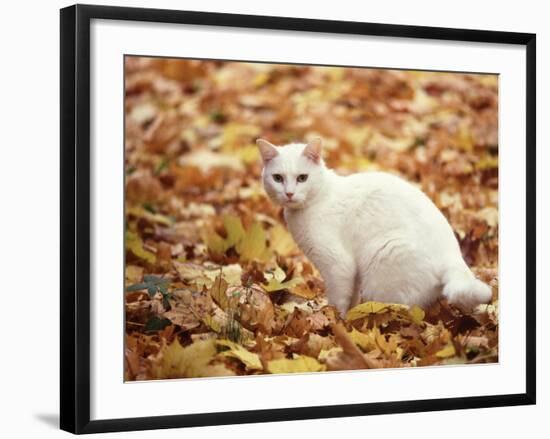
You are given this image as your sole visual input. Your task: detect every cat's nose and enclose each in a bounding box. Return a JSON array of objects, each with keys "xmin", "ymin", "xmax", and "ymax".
[{"xmin": 286, "ymin": 192, "xmax": 294, "ymax": 199}]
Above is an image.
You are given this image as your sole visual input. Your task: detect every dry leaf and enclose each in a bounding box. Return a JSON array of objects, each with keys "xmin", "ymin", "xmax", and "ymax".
[{"xmin": 267, "ymin": 355, "xmax": 325, "ymax": 374}]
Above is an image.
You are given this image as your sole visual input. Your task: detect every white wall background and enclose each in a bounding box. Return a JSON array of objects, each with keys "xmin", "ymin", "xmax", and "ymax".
[{"xmin": 0, "ymin": 0, "xmax": 545, "ymax": 437}]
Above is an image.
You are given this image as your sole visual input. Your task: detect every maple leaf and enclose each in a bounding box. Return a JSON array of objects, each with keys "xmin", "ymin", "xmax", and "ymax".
[
  {"xmin": 236, "ymin": 221, "xmax": 272, "ymax": 262},
  {"xmin": 126, "ymin": 231, "xmax": 156, "ymax": 264},
  {"xmin": 436, "ymin": 344, "xmax": 457, "ymax": 359},
  {"xmin": 223, "ymin": 215, "xmax": 246, "ymax": 248},
  {"xmin": 209, "ymin": 275, "xmax": 231, "ymax": 311},
  {"xmin": 262, "ymin": 266, "xmax": 303, "ymax": 292},
  {"xmin": 217, "ymin": 339, "xmax": 263, "ymax": 370},
  {"xmin": 348, "ymin": 327, "xmax": 376, "ymax": 352},
  {"xmin": 125, "ymin": 265, "xmax": 144, "ymax": 285},
  {"xmin": 346, "ymin": 301, "xmax": 408, "ymax": 320},
  {"xmin": 288, "ymin": 282, "xmax": 318, "ymax": 299},
  {"xmin": 267, "ymin": 355, "xmax": 326, "ymax": 374},
  {"xmin": 153, "ymin": 339, "xmax": 233, "ymax": 379}
]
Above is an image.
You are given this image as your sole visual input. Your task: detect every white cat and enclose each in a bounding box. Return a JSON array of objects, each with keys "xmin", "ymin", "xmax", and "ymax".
[{"xmin": 257, "ymin": 137, "xmax": 492, "ymax": 316}]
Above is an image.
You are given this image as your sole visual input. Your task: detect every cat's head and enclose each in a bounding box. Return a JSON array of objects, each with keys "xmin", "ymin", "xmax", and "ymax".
[{"xmin": 256, "ymin": 138, "xmax": 326, "ymax": 209}]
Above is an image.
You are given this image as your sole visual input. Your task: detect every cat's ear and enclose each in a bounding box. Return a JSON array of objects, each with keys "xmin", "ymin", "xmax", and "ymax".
[
  {"xmin": 256, "ymin": 138, "xmax": 279, "ymax": 164},
  {"xmin": 303, "ymin": 137, "xmax": 323, "ymax": 163}
]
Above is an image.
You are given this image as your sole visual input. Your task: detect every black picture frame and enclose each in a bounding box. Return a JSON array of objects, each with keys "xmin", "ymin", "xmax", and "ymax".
[{"xmin": 60, "ymin": 4, "xmax": 536, "ymax": 434}]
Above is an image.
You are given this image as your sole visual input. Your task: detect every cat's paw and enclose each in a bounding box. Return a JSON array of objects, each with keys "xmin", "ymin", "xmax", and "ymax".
[{"xmin": 442, "ymin": 277, "xmax": 492, "ymax": 312}]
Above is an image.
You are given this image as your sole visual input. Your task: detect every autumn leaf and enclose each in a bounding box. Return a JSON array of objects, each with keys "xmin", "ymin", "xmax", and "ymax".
[
  {"xmin": 126, "ymin": 231, "xmax": 156, "ymax": 264},
  {"xmin": 223, "ymin": 215, "xmax": 246, "ymax": 248},
  {"xmin": 263, "ymin": 266, "xmax": 303, "ymax": 292},
  {"xmin": 267, "ymin": 355, "xmax": 326, "ymax": 374},
  {"xmin": 126, "ymin": 205, "xmax": 173, "ymax": 226},
  {"xmin": 125, "ymin": 265, "xmax": 143, "ymax": 285},
  {"xmin": 202, "ymin": 230, "xmax": 228, "ymax": 257},
  {"xmin": 217, "ymin": 339, "xmax": 263, "ymax": 370},
  {"xmin": 209, "ymin": 275, "xmax": 230, "ymax": 311},
  {"xmin": 153, "ymin": 339, "xmax": 234, "ymax": 379},
  {"xmin": 288, "ymin": 282, "xmax": 318, "ymax": 299},
  {"xmin": 346, "ymin": 301, "xmax": 409, "ymax": 321},
  {"xmin": 348, "ymin": 327, "xmax": 376, "ymax": 352},
  {"xmin": 236, "ymin": 221, "xmax": 272, "ymax": 262},
  {"xmin": 436, "ymin": 343, "xmax": 457, "ymax": 359},
  {"xmin": 202, "ymin": 314, "xmax": 223, "ymax": 333},
  {"xmin": 409, "ymin": 305, "xmax": 426, "ymax": 325}
]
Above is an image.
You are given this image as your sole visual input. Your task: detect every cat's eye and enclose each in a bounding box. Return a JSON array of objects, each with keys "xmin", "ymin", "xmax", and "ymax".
[
  {"xmin": 272, "ymin": 174, "xmax": 284, "ymax": 183},
  {"xmin": 297, "ymin": 174, "xmax": 308, "ymax": 183}
]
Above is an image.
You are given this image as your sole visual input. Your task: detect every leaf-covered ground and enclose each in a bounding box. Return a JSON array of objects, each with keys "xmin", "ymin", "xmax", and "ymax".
[{"xmin": 124, "ymin": 58, "xmax": 499, "ymax": 381}]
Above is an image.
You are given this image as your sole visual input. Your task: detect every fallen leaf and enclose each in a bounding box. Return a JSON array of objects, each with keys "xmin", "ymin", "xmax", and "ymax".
[
  {"xmin": 217, "ymin": 339, "xmax": 263, "ymax": 370},
  {"xmin": 153, "ymin": 339, "xmax": 233, "ymax": 379},
  {"xmin": 209, "ymin": 276, "xmax": 230, "ymax": 311},
  {"xmin": 267, "ymin": 355, "xmax": 326, "ymax": 374},
  {"xmin": 288, "ymin": 282, "xmax": 318, "ymax": 299},
  {"xmin": 436, "ymin": 344, "xmax": 457, "ymax": 358},
  {"xmin": 346, "ymin": 301, "xmax": 409, "ymax": 321},
  {"xmin": 409, "ymin": 305, "xmax": 426, "ymax": 325},
  {"xmin": 236, "ymin": 222, "xmax": 272, "ymax": 262},
  {"xmin": 125, "ymin": 265, "xmax": 144, "ymax": 285},
  {"xmin": 223, "ymin": 215, "xmax": 246, "ymax": 248},
  {"xmin": 126, "ymin": 231, "xmax": 156, "ymax": 264},
  {"xmin": 348, "ymin": 328, "xmax": 376, "ymax": 352},
  {"xmin": 326, "ymin": 323, "xmax": 374, "ymax": 370}
]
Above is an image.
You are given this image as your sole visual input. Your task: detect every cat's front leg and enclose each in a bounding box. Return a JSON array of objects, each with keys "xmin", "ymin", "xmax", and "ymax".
[{"xmin": 318, "ymin": 259, "xmax": 356, "ymax": 317}]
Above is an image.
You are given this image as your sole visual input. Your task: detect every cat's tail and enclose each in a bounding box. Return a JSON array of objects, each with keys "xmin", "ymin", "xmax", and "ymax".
[{"xmin": 441, "ymin": 267, "xmax": 492, "ymax": 312}]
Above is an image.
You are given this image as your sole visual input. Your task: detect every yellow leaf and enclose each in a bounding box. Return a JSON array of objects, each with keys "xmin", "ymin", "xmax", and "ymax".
[
  {"xmin": 202, "ymin": 264, "xmax": 243, "ymax": 286},
  {"xmin": 267, "ymin": 355, "xmax": 326, "ymax": 374},
  {"xmin": 475, "ymin": 156, "xmax": 498, "ymax": 170},
  {"xmin": 223, "ymin": 215, "xmax": 245, "ymax": 248},
  {"xmin": 269, "ymin": 224, "xmax": 297, "ymax": 256},
  {"xmin": 153, "ymin": 339, "xmax": 233, "ymax": 379},
  {"xmin": 126, "ymin": 231, "xmax": 156, "ymax": 264},
  {"xmin": 456, "ymin": 123, "xmax": 474, "ymax": 152},
  {"xmin": 202, "ymin": 229, "xmax": 228, "ymax": 256},
  {"xmin": 221, "ymin": 123, "xmax": 260, "ymax": 151},
  {"xmin": 436, "ymin": 344, "xmax": 456, "ymax": 358},
  {"xmin": 217, "ymin": 339, "xmax": 263, "ymax": 370},
  {"xmin": 409, "ymin": 305, "xmax": 426, "ymax": 325},
  {"xmin": 236, "ymin": 144, "xmax": 260, "ymax": 164},
  {"xmin": 210, "ymin": 275, "xmax": 230, "ymax": 311},
  {"xmin": 202, "ymin": 315, "xmax": 222, "ymax": 333},
  {"xmin": 288, "ymin": 282, "xmax": 318, "ymax": 299},
  {"xmin": 263, "ymin": 266, "xmax": 302, "ymax": 292},
  {"xmin": 126, "ymin": 205, "xmax": 173, "ymax": 226},
  {"xmin": 253, "ymin": 72, "xmax": 270, "ymax": 87},
  {"xmin": 174, "ymin": 262, "xmax": 211, "ymax": 289},
  {"xmin": 263, "ymin": 277, "xmax": 303, "ymax": 293},
  {"xmin": 318, "ymin": 347, "xmax": 343, "ymax": 362},
  {"xmin": 236, "ymin": 221, "xmax": 272, "ymax": 262},
  {"xmin": 125, "ymin": 265, "xmax": 143, "ymax": 284},
  {"xmin": 346, "ymin": 301, "xmax": 408, "ymax": 321},
  {"xmin": 348, "ymin": 328, "xmax": 376, "ymax": 351}
]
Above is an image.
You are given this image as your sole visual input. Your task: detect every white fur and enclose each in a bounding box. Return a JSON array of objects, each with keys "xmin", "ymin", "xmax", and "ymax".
[{"xmin": 258, "ymin": 140, "xmax": 492, "ymax": 316}]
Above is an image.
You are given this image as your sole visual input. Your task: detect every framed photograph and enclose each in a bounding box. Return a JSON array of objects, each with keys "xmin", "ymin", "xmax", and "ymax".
[{"xmin": 60, "ymin": 4, "xmax": 536, "ymax": 434}]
